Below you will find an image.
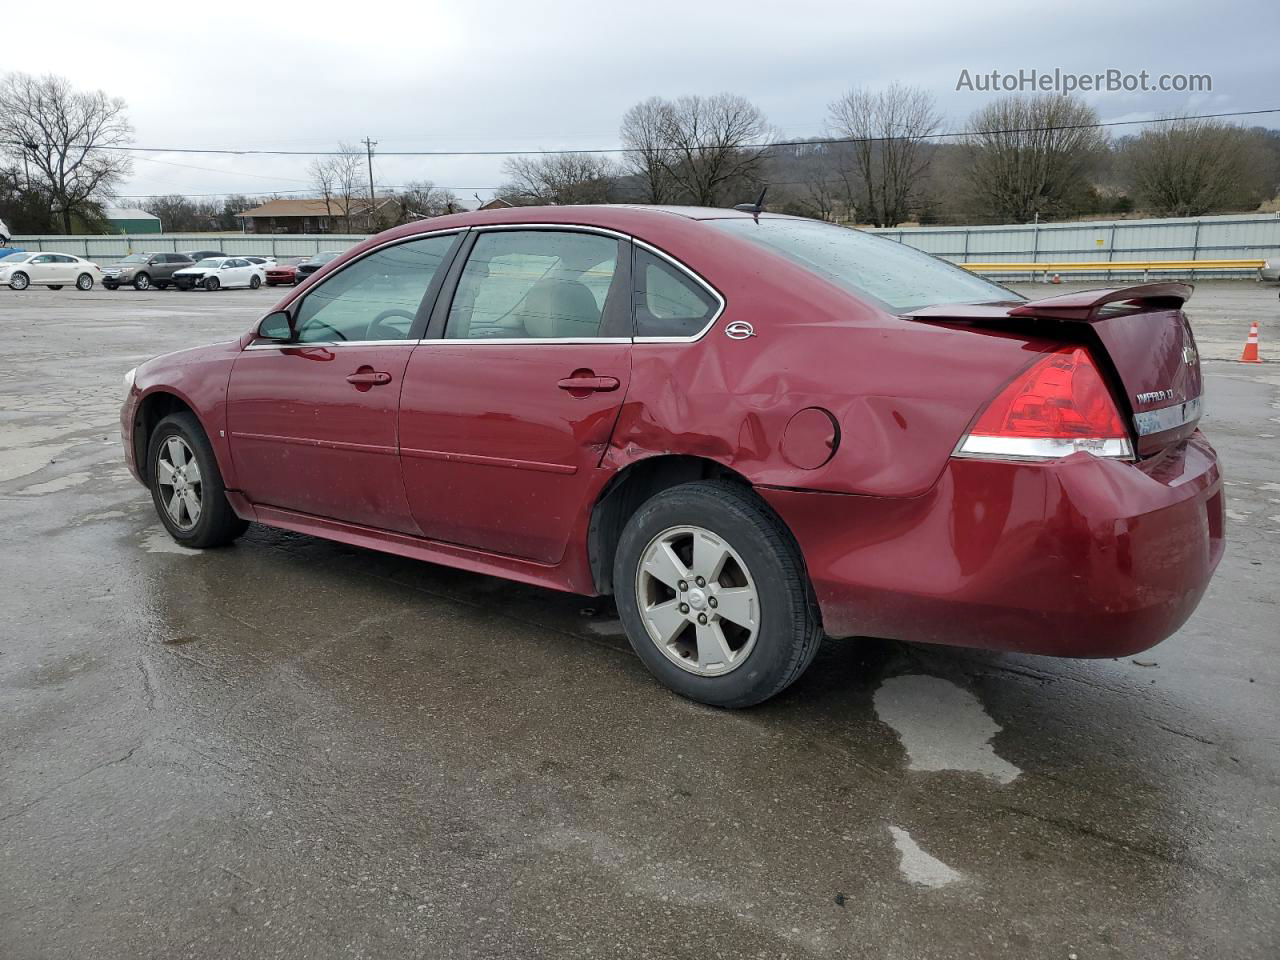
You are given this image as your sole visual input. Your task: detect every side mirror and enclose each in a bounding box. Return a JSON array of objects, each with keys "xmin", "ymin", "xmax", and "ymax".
[{"xmin": 257, "ymin": 311, "xmax": 293, "ymax": 342}]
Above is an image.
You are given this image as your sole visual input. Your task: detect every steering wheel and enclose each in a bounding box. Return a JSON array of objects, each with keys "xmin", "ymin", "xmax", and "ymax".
[{"xmin": 366, "ymin": 308, "xmax": 417, "ymax": 340}]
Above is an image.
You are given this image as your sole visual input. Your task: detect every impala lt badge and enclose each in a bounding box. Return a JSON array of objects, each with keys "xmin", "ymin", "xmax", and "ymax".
[
  {"xmin": 1135, "ymin": 389, "xmax": 1175, "ymax": 405},
  {"xmin": 725, "ymin": 321, "xmax": 756, "ymax": 340}
]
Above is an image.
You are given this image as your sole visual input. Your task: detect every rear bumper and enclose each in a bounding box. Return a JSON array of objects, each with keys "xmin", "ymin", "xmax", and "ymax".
[{"xmin": 762, "ymin": 432, "xmax": 1224, "ymax": 657}]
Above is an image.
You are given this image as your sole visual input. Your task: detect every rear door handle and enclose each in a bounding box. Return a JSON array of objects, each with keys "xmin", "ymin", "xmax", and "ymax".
[
  {"xmin": 557, "ymin": 376, "xmax": 619, "ymax": 392},
  {"xmin": 346, "ymin": 371, "xmax": 392, "ymax": 385}
]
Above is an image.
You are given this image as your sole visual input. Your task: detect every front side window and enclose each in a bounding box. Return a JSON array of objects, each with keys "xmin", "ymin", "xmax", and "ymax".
[
  {"xmin": 445, "ymin": 230, "xmax": 621, "ymax": 340},
  {"xmin": 634, "ymin": 249, "xmax": 720, "ymax": 338},
  {"xmin": 31, "ymin": 255, "xmax": 53, "ymax": 264},
  {"xmin": 293, "ymin": 234, "xmax": 457, "ymax": 343},
  {"xmin": 709, "ymin": 217, "xmax": 1020, "ymax": 313}
]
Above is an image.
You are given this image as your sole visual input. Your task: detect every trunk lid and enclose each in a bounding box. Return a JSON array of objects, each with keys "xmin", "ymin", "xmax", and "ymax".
[{"xmin": 907, "ymin": 283, "xmax": 1202, "ymax": 457}]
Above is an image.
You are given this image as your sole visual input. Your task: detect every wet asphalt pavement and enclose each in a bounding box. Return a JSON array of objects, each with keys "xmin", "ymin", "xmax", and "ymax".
[{"xmin": 1, "ymin": 282, "xmax": 1277, "ymax": 959}]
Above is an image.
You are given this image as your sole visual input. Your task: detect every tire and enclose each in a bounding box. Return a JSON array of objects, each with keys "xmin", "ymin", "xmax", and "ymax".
[
  {"xmin": 48, "ymin": 285, "xmax": 64, "ymax": 290},
  {"xmin": 249, "ymin": 274, "xmax": 262, "ymax": 290},
  {"xmin": 147, "ymin": 412, "xmax": 248, "ymax": 549},
  {"xmin": 133, "ymin": 272, "xmax": 151, "ymax": 291},
  {"xmin": 203, "ymin": 276, "xmax": 220, "ymax": 292},
  {"xmin": 76, "ymin": 273, "xmax": 93, "ymax": 291},
  {"xmin": 613, "ymin": 480, "xmax": 823, "ymax": 708},
  {"xmin": 10, "ymin": 271, "xmax": 29, "ymax": 290}
]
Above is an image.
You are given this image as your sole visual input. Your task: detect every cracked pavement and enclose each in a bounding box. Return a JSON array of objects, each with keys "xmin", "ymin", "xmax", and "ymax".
[{"xmin": 1, "ymin": 282, "xmax": 1277, "ymax": 959}]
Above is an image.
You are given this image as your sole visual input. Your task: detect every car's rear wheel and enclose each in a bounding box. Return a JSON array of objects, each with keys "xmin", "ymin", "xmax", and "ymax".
[
  {"xmin": 613, "ymin": 480, "xmax": 822, "ymax": 708},
  {"xmin": 76, "ymin": 273, "xmax": 93, "ymax": 291},
  {"xmin": 133, "ymin": 272, "xmax": 151, "ymax": 291},
  {"xmin": 203, "ymin": 276, "xmax": 219, "ymax": 292},
  {"xmin": 249, "ymin": 274, "xmax": 261, "ymax": 289},
  {"xmin": 147, "ymin": 412, "xmax": 248, "ymax": 548},
  {"xmin": 10, "ymin": 271, "xmax": 29, "ymax": 290}
]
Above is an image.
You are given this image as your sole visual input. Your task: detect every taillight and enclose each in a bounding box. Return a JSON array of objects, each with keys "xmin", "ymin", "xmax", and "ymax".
[{"xmin": 956, "ymin": 346, "xmax": 1133, "ymax": 461}]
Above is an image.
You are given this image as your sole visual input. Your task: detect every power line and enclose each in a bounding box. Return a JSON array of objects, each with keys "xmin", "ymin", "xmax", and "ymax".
[{"xmin": 4, "ymin": 108, "xmax": 1278, "ymax": 159}]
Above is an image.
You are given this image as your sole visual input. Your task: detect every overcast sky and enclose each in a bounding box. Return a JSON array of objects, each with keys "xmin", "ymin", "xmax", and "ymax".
[{"xmin": 6, "ymin": 0, "xmax": 1276, "ymax": 205}]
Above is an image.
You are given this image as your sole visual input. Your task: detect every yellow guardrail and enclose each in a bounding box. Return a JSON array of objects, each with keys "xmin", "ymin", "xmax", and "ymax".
[{"xmin": 961, "ymin": 259, "xmax": 1266, "ymax": 277}]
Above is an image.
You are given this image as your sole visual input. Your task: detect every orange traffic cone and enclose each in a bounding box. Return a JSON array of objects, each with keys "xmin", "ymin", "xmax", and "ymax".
[{"xmin": 1240, "ymin": 321, "xmax": 1261, "ymax": 363}]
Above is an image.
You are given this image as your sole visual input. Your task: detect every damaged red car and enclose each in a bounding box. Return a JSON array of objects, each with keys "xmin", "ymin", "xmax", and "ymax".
[{"xmin": 121, "ymin": 206, "xmax": 1223, "ymax": 707}]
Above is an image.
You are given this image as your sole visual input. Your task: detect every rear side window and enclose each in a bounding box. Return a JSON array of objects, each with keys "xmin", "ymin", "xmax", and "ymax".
[
  {"xmin": 445, "ymin": 230, "xmax": 621, "ymax": 340},
  {"xmin": 708, "ymin": 217, "xmax": 1019, "ymax": 313},
  {"xmin": 634, "ymin": 249, "xmax": 719, "ymax": 339},
  {"xmin": 293, "ymin": 234, "xmax": 457, "ymax": 343}
]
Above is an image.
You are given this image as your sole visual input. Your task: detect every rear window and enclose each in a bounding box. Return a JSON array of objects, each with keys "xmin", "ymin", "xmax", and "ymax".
[{"xmin": 709, "ymin": 218, "xmax": 1020, "ymax": 313}]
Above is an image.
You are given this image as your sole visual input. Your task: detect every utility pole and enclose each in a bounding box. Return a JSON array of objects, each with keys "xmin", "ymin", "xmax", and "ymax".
[{"xmin": 362, "ymin": 137, "xmax": 378, "ymax": 232}]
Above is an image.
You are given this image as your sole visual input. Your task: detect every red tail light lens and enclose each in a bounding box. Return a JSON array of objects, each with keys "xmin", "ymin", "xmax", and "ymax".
[{"xmin": 957, "ymin": 346, "xmax": 1133, "ymax": 460}]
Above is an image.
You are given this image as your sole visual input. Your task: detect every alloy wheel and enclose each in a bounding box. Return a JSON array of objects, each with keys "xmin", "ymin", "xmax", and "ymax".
[
  {"xmin": 76, "ymin": 273, "xmax": 93, "ymax": 290},
  {"xmin": 10, "ymin": 272, "xmax": 28, "ymax": 290},
  {"xmin": 635, "ymin": 524, "xmax": 760, "ymax": 677},
  {"xmin": 134, "ymin": 273, "xmax": 151, "ymax": 290},
  {"xmin": 155, "ymin": 436, "xmax": 202, "ymax": 531}
]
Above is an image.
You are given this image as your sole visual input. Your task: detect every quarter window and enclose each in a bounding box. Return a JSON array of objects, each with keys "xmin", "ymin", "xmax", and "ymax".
[
  {"xmin": 445, "ymin": 231, "xmax": 621, "ymax": 340},
  {"xmin": 293, "ymin": 234, "xmax": 457, "ymax": 343},
  {"xmin": 633, "ymin": 249, "xmax": 719, "ymax": 338}
]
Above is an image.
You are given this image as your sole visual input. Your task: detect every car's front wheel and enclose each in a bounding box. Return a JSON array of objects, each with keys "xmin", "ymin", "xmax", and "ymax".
[
  {"xmin": 133, "ymin": 272, "xmax": 151, "ymax": 291},
  {"xmin": 203, "ymin": 276, "xmax": 220, "ymax": 292},
  {"xmin": 75, "ymin": 273, "xmax": 94, "ymax": 291},
  {"xmin": 9, "ymin": 271, "xmax": 29, "ymax": 290},
  {"xmin": 147, "ymin": 412, "xmax": 248, "ymax": 548},
  {"xmin": 613, "ymin": 480, "xmax": 823, "ymax": 708}
]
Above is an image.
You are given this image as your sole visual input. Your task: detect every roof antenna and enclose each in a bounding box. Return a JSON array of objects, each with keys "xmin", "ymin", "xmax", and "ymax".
[{"xmin": 734, "ymin": 186, "xmax": 768, "ymax": 216}]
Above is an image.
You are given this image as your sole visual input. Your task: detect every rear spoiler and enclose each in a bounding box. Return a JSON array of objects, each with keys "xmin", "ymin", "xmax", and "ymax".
[{"xmin": 906, "ymin": 282, "xmax": 1193, "ymax": 323}]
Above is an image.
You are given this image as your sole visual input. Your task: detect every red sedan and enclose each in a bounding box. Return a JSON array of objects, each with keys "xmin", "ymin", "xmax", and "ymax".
[
  {"xmin": 264, "ymin": 257, "xmax": 309, "ymax": 286},
  {"xmin": 120, "ymin": 206, "xmax": 1223, "ymax": 707}
]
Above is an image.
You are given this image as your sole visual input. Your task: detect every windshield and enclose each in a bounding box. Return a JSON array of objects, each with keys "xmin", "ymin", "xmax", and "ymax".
[
  {"xmin": 194, "ymin": 258, "xmax": 223, "ymax": 269},
  {"xmin": 119, "ymin": 254, "xmax": 148, "ymax": 264},
  {"xmin": 0, "ymin": 252, "xmax": 31, "ymax": 263},
  {"xmin": 709, "ymin": 218, "xmax": 1021, "ymax": 313}
]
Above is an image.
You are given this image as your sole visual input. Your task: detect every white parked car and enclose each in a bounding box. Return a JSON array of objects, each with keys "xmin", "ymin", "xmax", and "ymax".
[
  {"xmin": 0, "ymin": 251, "xmax": 102, "ymax": 290},
  {"xmin": 243, "ymin": 256, "xmax": 276, "ymax": 270},
  {"xmin": 173, "ymin": 257, "xmax": 266, "ymax": 291}
]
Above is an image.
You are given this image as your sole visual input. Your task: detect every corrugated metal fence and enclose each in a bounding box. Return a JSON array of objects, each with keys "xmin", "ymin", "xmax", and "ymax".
[
  {"xmin": 868, "ymin": 213, "xmax": 1280, "ymax": 279},
  {"xmin": 5, "ymin": 234, "xmax": 369, "ymax": 266},
  {"xmin": 10, "ymin": 212, "xmax": 1280, "ymax": 277}
]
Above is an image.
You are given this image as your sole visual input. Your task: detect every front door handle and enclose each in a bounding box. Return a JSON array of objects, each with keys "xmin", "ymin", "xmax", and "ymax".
[
  {"xmin": 346, "ymin": 370, "xmax": 392, "ymax": 386},
  {"xmin": 556, "ymin": 375, "xmax": 619, "ymax": 393}
]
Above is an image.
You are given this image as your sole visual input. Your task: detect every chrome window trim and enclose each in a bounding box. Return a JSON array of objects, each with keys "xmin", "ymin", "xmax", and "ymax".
[
  {"xmin": 1133, "ymin": 395, "xmax": 1202, "ymax": 436},
  {"xmin": 246, "ymin": 227, "xmax": 465, "ymax": 348},
  {"xmin": 243, "ymin": 339, "xmax": 420, "ymax": 351},
  {"xmin": 630, "ymin": 237, "xmax": 727, "ymax": 344},
  {"xmin": 245, "ymin": 222, "xmax": 728, "ymax": 349}
]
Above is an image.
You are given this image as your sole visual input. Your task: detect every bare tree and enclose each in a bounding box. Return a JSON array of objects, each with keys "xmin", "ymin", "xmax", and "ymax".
[
  {"xmin": 827, "ymin": 83, "xmax": 941, "ymax": 227},
  {"xmin": 498, "ymin": 153, "xmax": 619, "ymax": 205},
  {"xmin": 1122, "ymin": 118, "xmax": 1270, "ymax": 216},
  {"xmin": 654, "ymin": 93, "xmax": 770, "ymax": 206},
  {"xmin": 308, "ymin": 155, "xmax": 338, "ymax": 226},
  {"xmin": 0, "ymin": 72, "xmax": 133, "ymax": 233},
  {"xmin": 330, "ymin": 143, "xmax": 365, "ymax": 231},
  {"xmin": 394, "ymin": 180, "xmax": 461, "ymax": 222},
  {"xmin": 620, "ymin": 97, "xmax": 676, "ymax": 203},
  {"xmin": 961, "ymin": 94, "xmax": 1106, "ymax": 223}
]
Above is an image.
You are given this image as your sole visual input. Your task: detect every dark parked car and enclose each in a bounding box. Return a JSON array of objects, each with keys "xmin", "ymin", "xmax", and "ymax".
[
  {"xmin": 181, "ymin": 250, "xmax": 228, "ymax": 263},
  {"xmin": 102, "ymin": 252, "xmax": 195, "ymax": 290},
  {"xmin": 294, "ymin": 250, "xmax": 343, "ymax": 282},
  {"xmin": 120, "ymin": 205, "xmax": 1222, "ymax": 708}
]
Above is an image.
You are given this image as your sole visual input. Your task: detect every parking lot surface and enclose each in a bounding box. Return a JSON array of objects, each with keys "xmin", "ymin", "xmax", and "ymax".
[{"xmin": 1, "ymin": 281, "xmax": 1277, "ymax": 959}]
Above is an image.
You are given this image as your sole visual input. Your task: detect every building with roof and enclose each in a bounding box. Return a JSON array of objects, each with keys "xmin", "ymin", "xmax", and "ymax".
[
  {"xmin": 105, "ymin": 208, "xmax": 163, "ymax": 234},
  {"xmin": 237, "ymin": 197, "xmax": 401, "ymax": 234}
]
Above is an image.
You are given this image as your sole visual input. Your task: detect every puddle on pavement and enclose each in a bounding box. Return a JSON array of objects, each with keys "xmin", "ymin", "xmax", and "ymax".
[
  {"xmin": 887, "ymin": 826, "xmax": 964, "ymax": 888},
  {"xmin": 873, "ymin": 674, "xmax": 1021, "ymax": 784},
  {"xmin": 140, "ymin": 527, "xmax": 201, "ymax": 556}
]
